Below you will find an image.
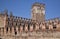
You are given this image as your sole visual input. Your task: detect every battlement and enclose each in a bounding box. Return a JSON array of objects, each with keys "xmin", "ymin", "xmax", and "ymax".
[
  {"xmin": 0, "ymin": 10, "xmax": 60, "ymax": 34},
  {"xmin": 0, "ymin": 2, "xmax": 60, "ymax": 39},
  {"xmin": 32, "ymin": 2, "xmax": 45, "ymax": 8}
]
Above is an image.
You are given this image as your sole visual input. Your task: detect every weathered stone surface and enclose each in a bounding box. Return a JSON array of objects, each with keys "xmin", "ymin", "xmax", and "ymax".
[
  {"xmin": 0, "ymin": 2, "xmax": 60, "ymax": 39},
  {"xmin": 0, "ymin": 32, "xmax": 60, "ymax": 39}
]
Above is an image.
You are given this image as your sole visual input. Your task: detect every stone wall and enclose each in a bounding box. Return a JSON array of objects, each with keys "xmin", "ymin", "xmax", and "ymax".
[
  {"xmin": 0, "ymin": 10, "xmax": 60, "ymax": 39},
  {"xmin": 0, "ymin": 31, "xmax": 60, "ymax": 39}
]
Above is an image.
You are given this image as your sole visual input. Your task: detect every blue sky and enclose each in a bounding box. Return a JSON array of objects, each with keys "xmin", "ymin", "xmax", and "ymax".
[{"xmin": 0, "ymin": 0, "xmax": 60, "ymax": 20}]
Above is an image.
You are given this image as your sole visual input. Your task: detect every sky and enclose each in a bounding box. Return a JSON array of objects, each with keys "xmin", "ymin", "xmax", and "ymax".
[{"xmin": 0, "ymin": 0, "xmax": 60, "ymax": 20}]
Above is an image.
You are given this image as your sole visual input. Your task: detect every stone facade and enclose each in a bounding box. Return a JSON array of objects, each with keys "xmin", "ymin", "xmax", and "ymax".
[
  {"xmin": 32, "ymin": 2, "xmax": 45, "ymax": 23},
  {"xmin": 0, "ymin": 2, "xmax": 60, "ymax": 39}
]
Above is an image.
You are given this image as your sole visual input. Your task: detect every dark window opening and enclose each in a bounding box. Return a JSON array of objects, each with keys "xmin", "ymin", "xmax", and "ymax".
[
  {"xmin": 33, "ymin": 24, "xmax": 35, "ymax": 30},
  {"xmin": 0, "ymin": 38, "xmax": 2, "ymax": 39},
  {"xmin": 28, "ymin": 24, "xmax": 30, "ymax": 30},
  {"xmin": 23, "ymin": 24, "xmax": 25, "ymax": 31},
  {"xmin": 15, "ymin": 31, "xmax": 17, "ymax": 35},
  {"xmin": 6, "ymin": 27, "xmax": 8, "ymax": 33},
  {"xmin": 53, "ymin": 26, "xmax": 56, "ymax": 29},
  {"xmin": 53, "ymin": 25, "xmax": 56, "ymax": 29},
  {"xmin": 46, "ymin": 26, "xmax": 49, "ymax": 30}
]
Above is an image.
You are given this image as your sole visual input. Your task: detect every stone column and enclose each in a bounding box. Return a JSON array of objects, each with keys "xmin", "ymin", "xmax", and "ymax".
[
  {"xmin": 4, "ymin": 27, "xmax": 6, "ymax": 35},
  {"xmin": 49, "ymin": 25, "xmax": 53, "ymax": 31},
  {"xmin": 8, "ymin": 27, "xmax": 10, "ymax": 35},
  {"xmin": 4, "ymin": 18, "xmax": 6, "ymax": 27},
  {"xmin": 35, "ymin": 23, "xmax": 39, "ymax": 31},
  {"xmin": 56, "ymin": 23, "xmax": 60, "ymax": 31},
  {"xmin": 25, "ymin": 24, "xmax": 28, "ymax": 32},
  {"xmin": 30, "ymin": 24, "xmax": 33, "ymax": 32},
  {"xmin": 20, "ymin": 25, "xmax": 23, "ymax": 33},
  {"xmin": 42, "ymin": 25, "xmax": 46, "ymax": 31},
  {"xmin": 40, "ymin": 23, "xmax": 46, "ymax": 31},
  {"xmin": 16, "ymin": 27, "xmax": 18, "ymax": 35},
  {"xmin": 1, "ymin": 28, "xmax": 4, "ymax": 36},
  {"xmin": 12, "ymin": 27, "xmax": 14, "ymax": 35}
]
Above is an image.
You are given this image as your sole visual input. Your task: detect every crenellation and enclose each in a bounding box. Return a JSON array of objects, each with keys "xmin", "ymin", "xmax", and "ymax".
[{"xmin": 0, "ymin": 2, "xmax": 60, "ymax": 39}]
